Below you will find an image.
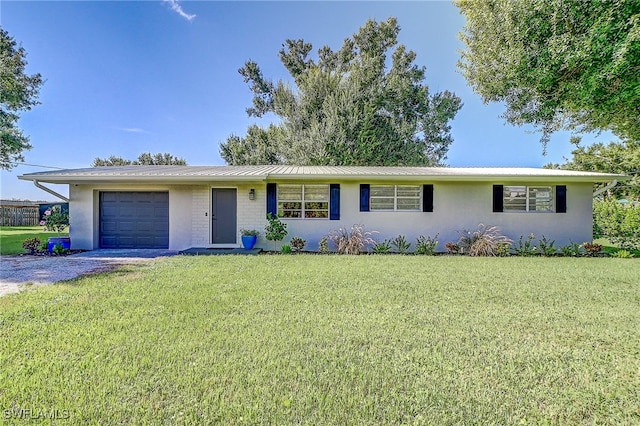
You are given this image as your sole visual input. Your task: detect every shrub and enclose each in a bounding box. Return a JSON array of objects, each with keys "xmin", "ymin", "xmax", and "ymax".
[
  {"xmin": 457, "ymin": 224, "xmax": 512, "ymax": 256},
  {"xmin": 593, "ymin": 199, "xmax": 640, "ymax": 251},
  {"xmin": 560, "ymin": 241, "xmax": 583, "ymax": 257},
  {"xmin": 514, "ymin": 233, "xmax": 537, "ymax": 257},
  {"xmin": 390, "ymin": 235, "xmax": 411, "ymax": 254},
  {"xmin": 495, "ymin": 242, "xmax": 511, "ymax": 257},
  {"xmin": 265, "ymin": 213, "xmax": 288, "ymax": 250},
  {"xmin": 415, "ymin": 234, "xmax": 439, "ymax": 255},
  {"xmin": 372, "ymin": 240, "xmax": 392, "ymax": 254},
  {"xmin": 281, "ymin": 244, "xmax": 292, "ymax": 254},
  {"xmin": 22, "ymin": 237, "xmax": 43, "ymax": 255},
  {"xmin": 445, "ymin": 242, "xmax": 461, "ymax": 254},
  {"xmin": 610, "ymin": 249, "xmax": 634, "ymax": 258},
  {"xmin": 41, "ymin": 205, "xmax": 69, "ymax": 234},
  {"xmin": 537, "ymin": 235, "xmax": 557, "ymax": 257},
  {"xmin": 52, "ymin": 243, "xmax": 67, "ymax": 255},
  {"xmin": 328, "ymin": 224, "xmax": 376, "ymax": 254},
  {"xmin": 582, "ymin": 242, "xmax": 603, "ymax": 257},
  {"xmin": 290, "ymin": 237, "xmax": 306, "ymax": 252},
  {"xmin": 240, "ymin": 229, "xmax": 260, "ymax": 237},
  {"xmin": 318, "ymin": 236, "xmax": 330, "ymax": 254}
]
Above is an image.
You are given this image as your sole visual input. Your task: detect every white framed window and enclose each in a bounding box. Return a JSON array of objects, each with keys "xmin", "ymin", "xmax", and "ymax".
[
  {"xmin": 503, "ymin": 186, "xmax": 553, "ymax": 212},
  {"xmin": 278, "ymin": 184, "xmax": 329, "ymax": 218},
  {"xmin": 370, "ymin": 185, "xmax": 421, "ymax": 211}
]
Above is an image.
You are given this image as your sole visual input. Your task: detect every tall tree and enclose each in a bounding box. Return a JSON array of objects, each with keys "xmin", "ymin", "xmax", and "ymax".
[
  {"xmin": 220, "ymin": 17, "xmax": 462, "ymax": 166},
  {"xmin": 92, "ymin": 152, "xmax": 187, "ymax": 167},
  {"xmin": 219, "ymin": 124, "xmax": 284, "ymax": 165},
  {"xmin": 546, "ymin": 137, "xmax": 640, "ymax": 199},
  {"xmin": 0, "ymin": 28, "xmax": 44, "ymax": 170},
  {"xmin": 456, "ymin": 0, "xmax": 640, "ymax": 150}
]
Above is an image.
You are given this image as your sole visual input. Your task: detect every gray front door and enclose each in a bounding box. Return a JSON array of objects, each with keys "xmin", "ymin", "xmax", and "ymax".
[{"xmin": 211, "ymin": 188, "xmax": 237, "ymax": 244}]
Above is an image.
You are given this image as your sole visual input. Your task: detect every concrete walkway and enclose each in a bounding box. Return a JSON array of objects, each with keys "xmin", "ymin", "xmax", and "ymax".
[{"xmin": 0, "ymin": 249, "xmax": 178, "ymax": 297}]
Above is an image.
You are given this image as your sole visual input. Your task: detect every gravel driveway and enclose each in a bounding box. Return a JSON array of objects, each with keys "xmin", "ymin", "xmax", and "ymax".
[{"xmin": 0, "ymin": 250, "xmax": 177, "ymax": 297}]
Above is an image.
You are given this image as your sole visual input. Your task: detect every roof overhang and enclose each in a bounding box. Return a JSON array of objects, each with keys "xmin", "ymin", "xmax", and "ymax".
[{"xmin": 18, "ymin": 165, "xmax": 628, "ymax": 185}]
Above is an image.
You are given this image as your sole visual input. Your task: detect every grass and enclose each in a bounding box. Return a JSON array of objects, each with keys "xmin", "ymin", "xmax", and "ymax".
[
  {"xmin": 1, "ymin": 256, "xmax": 639, "ymax": 424},
  {"xmin": 0, "ymin": 226, "xmax": 69, "ymax": 255}
]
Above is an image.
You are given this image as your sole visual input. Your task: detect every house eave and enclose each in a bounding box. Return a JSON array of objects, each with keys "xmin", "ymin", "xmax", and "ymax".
[
  {"xmin": 17, "ymin": 175, "xmax": 268, "ymax": 185},
  {"xmin": 17, "ymin": 166, "xmax": 628, "ymax": 185}
]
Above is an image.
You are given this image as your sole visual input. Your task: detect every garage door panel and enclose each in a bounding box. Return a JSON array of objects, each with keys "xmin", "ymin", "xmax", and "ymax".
[
  {"xmin": 134, "ymin": 236, "xmax": 153, "ymax": 246},
  {"xmin": 101, "ymin": 206, "xmax": 119, "ymax": 218},
  {"xmin": 118, "ymin": 236, "xmax": 135, "ymax": 246},
  {"xmin": 101, "ymin": 221, "xmax": 117, "ymax": 232},
  {"xmin": 118, "ymin": 206, "xmax": 137, "ymax": 217},
  {"xmin": 118, "ymin": 221, "xmax": 137, "ymax": 232},
  {"xmin": 118, "ymin": 193, "xmax": 138, "ymax": 202},
  {"xmin": 101, "ymin": 192, "xmax": 119, "ymax": 202},
  {"xmin": 150, "ymin": 222, "xmax": 166, "ymax": 231},
  {"xmin": 154, "ymin": 207, "xmax": 169, "ymax": 217},
  {"xmin": 100, "ymin": 236, "xmax": 117, "ymax": 247},
  {"xmin": 135, "ymin": 221, "xmax": 152, "ymax": 232},
  {"xmin": 99, "ymin": 192, "xmax": 169, "ymax": 249},
  {"xmin": 136, "ymin": 207, "xmax": 154, "ymax": 218}
]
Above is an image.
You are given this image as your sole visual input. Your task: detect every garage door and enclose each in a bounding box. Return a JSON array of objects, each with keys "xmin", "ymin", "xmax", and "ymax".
[{"xmin": 99, "ymin": 192, "xmax": 169, "ymax": 248}]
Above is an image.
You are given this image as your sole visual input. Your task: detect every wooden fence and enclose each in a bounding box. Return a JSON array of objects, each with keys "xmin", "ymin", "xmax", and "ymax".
[{"xmin": 0, "ymin": 206, "xmax": 40, "ymax": 226}]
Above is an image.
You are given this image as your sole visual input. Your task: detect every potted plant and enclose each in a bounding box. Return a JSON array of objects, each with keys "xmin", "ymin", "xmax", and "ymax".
[
  {"xmin": 41, "ymin": 205, "xmax": 70, "ymax": 253},
  {"xmin": 240, "ymin": 229, "xmax": 260, "ymax": 250}
]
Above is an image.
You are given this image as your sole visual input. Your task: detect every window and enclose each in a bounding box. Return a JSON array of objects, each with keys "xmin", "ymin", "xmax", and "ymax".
[
  {"xmin": 277, "ymin": 184, "xmax": 329, "ymax": 218},
  {"xmin": 370, "ymin": 185, "xmax": 421, "ymax": 211},
  {"xmin": 503, "ymin": 186, "xmax": 553, "ymax": 212}
]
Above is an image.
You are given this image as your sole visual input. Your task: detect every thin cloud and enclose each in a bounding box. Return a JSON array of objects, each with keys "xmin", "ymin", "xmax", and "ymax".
[
  {"xmin": 163, "ymin": 0, "xmax": 196, "ymax": 21},
  {"xmin": 118, "ymin": 128, "xmax": 148, "ymax": 134}
]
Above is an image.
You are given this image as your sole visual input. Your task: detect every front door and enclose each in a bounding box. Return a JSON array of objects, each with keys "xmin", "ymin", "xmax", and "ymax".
[{"xmin": 211, "ymin": 188, "xmax": 237, "ymax": 244}]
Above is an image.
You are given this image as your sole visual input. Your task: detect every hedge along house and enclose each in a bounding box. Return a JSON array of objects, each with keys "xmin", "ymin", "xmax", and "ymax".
[{"xmin": 19, "ymin": 165, "xmax": 624, "ymax": 252}]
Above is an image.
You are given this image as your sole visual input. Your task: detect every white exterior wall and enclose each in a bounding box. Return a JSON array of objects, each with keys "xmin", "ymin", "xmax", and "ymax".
[
  {"xmin": 236, "ymin": 183, "xmax": 269, "ymax": 246},
  {"xmin": 68, "ymin": 180, "xmax": 594, "ymax": 252},
  {"xmin": 68, "ymin": 184, "xmax": 95, "ymax": 250},
  {"xmin": 191, "ymin": 187, "xmax": 210, "ymax": 247},
  {"xmin": 272, "ymin": 181, "xmax": 594, "ymax": 251}
]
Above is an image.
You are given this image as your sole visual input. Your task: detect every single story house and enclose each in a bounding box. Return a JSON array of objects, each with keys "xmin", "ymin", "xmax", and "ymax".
[{"xmin": 18, "ymin": 165, "xmax": 625, "ymax": 252}]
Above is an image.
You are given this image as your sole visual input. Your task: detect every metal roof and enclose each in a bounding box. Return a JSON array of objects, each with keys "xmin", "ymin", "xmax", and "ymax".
[{"xmin": 18, "ymin": 165, "xmax": 626, "ymax": 184}]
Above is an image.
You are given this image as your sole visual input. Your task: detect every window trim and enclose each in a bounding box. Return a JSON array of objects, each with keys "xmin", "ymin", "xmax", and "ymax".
[
  {"xmin": 369, "ymin": 184, "xmax": 422, "ymax": 212},
  {"xmin": 277, "ymin": 184, "xmax": 330, "ymax": 219}
]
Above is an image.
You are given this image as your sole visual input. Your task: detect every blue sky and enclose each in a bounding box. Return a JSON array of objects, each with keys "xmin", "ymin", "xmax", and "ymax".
[{"xmin": 1, "ymin": 0, "xmax": 616, "ymax": 200}]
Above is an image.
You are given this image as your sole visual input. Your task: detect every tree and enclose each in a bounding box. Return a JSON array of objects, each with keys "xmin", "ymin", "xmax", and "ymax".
[
  {"xmin": 92, "ymin": 152, "xmax": 187, "ymax": 167},
  {"xmin": 593, "ymin": 198, "xmax": 640, "ymax": 251},
  {"xmin": 0, "ymin": 28, "xmax": 44, "ymax": 170},
  {"xmin": 264, "ymin": 213, "xmax": 287, "ymax": 251},
  {"xmin": 91, "ymin": 156, "xmax": 133, "ymax": 167},
  {"xmin": 456, "ymin": 0, "xmax": 640, "ymax": 150},
  {"xmin": 220, "ymin": 17, "xmax": 462, "ymax": 166},
  {"xmin": 545, "ymin": 137, "xmax": 640, "ymax": 199},
  {"xmin": 219, "ymin": 124, "xmax": 284, "ymax": 165}
]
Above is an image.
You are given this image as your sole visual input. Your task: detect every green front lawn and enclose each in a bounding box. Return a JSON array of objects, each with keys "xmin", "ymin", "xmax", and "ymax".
[
  {"xmin": 1, "ymin": 256, "xmax": 639, "ymax": 424},
  {"xmin": 0, "ymin": 226, "xmax": 69, "ymax": 255}
]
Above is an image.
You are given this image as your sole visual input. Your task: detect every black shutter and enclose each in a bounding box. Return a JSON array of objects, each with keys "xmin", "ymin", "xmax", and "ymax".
[
  {"xmin": 556, "ymin": 185, "xmax": 567, "ymax": 213},
  {"xmin": 423, "ymin": 184, "xmax": 434, "ymax": 212},
  {"xmin": 360, "ymin": 184, "xmax": 370, "ymax": 212},
  {"xmin": 493, "ymin": 185, "xmax": 504, "ymax": 212},
  {"xmin": 266, "ymin": 183, "xmax": 277, "ymax": 217},
  {"xmin": 330, "ymin": 184, "xmax": 340, "ymax": 220}
]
